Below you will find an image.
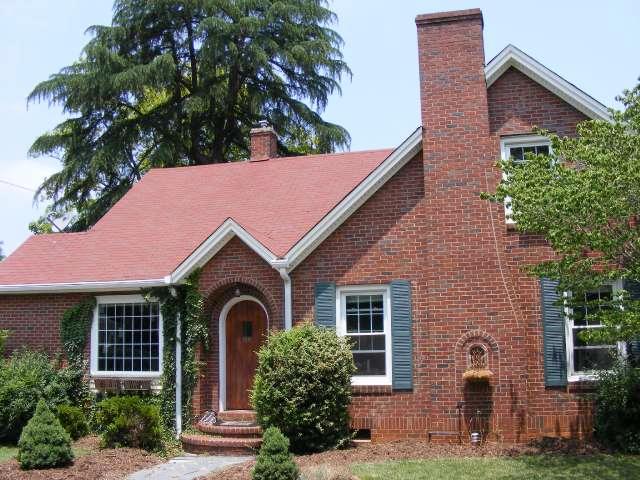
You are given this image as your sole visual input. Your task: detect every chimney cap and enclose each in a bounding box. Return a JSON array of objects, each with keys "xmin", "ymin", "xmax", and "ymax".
[{"xmin": 415, "ymin": 8, "xmax": 483, "ymax": 27}]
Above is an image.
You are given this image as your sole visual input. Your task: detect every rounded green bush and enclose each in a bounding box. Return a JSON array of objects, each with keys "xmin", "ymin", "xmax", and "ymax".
[
  {"xmin": 594, "ymin": 359, "xmax": 640, "ymax": 452},
  {"xmin": 57, "ymin": 404, "xmax": 89, "ymax": 440},
  {"xmin": 18, "ymin": 399, "xmax": 73, "ymax": 470},
  {"xmin": 252, "ymin": 427, "xmax": 299, "ymax": 480},
  {"xmin": 0, "ymin": 350, "xmax": 68, "ymax": 442},
  {"xmin": 95, "ymin": 395, "xmax": 163, "ymax": 451},
  {"xmin": 251, "ymin": 324, "xmax": 356, "ymax": 453}
]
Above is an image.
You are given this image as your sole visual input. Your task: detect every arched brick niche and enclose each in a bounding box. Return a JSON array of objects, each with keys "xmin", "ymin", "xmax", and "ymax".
[{"xmin": 454, "ymin": 330, "xmax": 501, "ymax": 441}]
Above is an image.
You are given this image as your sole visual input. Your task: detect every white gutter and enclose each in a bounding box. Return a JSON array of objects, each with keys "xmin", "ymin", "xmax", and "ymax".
[{"xmin": 273, "ymin": 261, "xmax": 292, "ymax": 330}]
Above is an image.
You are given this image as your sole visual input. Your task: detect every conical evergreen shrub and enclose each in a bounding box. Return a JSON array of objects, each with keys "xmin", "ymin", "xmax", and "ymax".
[
  {"xmin": 18, "ymin": 399, "xmax": 74, "ymax": 470},
  {"xmin": 252, "ymin": 427, "xmax": 299, "ymax": 480}
]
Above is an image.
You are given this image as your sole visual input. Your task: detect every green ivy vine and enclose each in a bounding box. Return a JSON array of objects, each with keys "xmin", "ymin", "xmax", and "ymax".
[
  {"xmin": 147, "ymin": 270, "xmax": 208, "ymax": 431},
  {"xmin": 60, "ymin": 297, "xmax": 96, "ymax": 366}
]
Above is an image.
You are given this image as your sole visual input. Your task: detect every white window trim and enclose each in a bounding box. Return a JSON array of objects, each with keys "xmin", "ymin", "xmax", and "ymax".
[
  {"xmin": 500, "ymin": 135, "xmax": 552, "ymax": 224},
  {"xmin": 564, "ymin": 280, "xmax": 627, "ymax": 382},
  {"xmin": 336, "ymin": 285, "xmax": 392, "ymax": 386},
  {"xmin": 90, "ymin": 294, "xmax": 164, "ymax": 379}
]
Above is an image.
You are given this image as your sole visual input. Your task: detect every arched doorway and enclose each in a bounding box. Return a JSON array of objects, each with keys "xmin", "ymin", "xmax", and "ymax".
[{"xmin": 219, "ymin": 296, "xmax": 268, "ymax": 411}]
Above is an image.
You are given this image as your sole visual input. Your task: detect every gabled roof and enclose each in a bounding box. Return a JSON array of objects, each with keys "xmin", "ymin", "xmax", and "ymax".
[
  {"xmin": 0, "ymin": 144, "xmax": 415, "ymax": 292},
  {"xmin": 485, "ymin": 44, "xmax": 611, "ymax": 121}
]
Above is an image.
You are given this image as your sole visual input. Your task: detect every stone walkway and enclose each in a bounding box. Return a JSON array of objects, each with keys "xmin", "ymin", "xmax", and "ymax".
[{"xmin": 128, "ymin": 454, "xmax": 252, "ymax": 480}]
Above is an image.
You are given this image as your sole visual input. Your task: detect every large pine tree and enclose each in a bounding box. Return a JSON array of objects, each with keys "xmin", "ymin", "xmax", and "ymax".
[{"xmin": 29, "ymin": 0, "xmax": 351, "ymax": 231}]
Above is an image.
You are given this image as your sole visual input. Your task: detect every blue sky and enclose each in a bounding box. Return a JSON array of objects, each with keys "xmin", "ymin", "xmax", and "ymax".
[{"xmin": 1, "ymin": 0, "xmax": 638, "ymax": 256}]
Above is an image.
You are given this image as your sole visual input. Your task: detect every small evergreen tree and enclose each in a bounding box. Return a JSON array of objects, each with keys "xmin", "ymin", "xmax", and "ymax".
[
  {"xmin": 252, "ymin": 427, "xmax": 299, "ymax": 480},
  {"xmin": 18, "ymin": 400, "xmax": 74, "ymax": 470}
]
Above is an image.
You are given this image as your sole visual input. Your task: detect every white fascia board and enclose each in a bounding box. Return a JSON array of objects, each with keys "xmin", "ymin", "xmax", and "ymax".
[
  {"xmin": 0, "ymin": 278, "xmax": 166, "ymax": 295},
  {"xmin": 485, "ymin": 45, "xmax": 611, "ymax": 122},
  {"xmin": 283, "ymin": 127, "xmax": 423, "ymax": 271},
  {"xmin": 168, "ymin": 218, "xmax": 278, "ymax": 284}
]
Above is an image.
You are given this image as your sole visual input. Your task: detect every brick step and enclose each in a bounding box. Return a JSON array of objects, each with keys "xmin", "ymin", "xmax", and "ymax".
[
  {"xmin": 217, "ymin": 410, "xmax": 257, "ymax": 423},
  {"xmin": 181, "ymin": 433, "xmax": 261, "ymax": 455},
  {"xmin": 196, "ymin": 420, "xmax": 262, "ymax": 437}
]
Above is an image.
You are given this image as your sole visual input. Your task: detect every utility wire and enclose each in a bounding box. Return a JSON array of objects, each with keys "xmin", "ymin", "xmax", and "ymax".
[{"xmin": 0, "ymin": 179, "xmax": 36, "ymax": 192}]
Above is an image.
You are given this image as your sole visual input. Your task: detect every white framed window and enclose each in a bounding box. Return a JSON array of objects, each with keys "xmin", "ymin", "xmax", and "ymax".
[
  {"xmin": 500, "ymin": 135, "xmax": 551, "ymax": 223},
  {"xmin": 565, "ymin": 280, "xmax": 626, "ymax": 382},
  {"xmin": 336, "ymin": 285, "xmax": 392, "ymax": 386},
  {"xmin": 90, "ymin": 295, "xmax": 163, "ymax": 378}
]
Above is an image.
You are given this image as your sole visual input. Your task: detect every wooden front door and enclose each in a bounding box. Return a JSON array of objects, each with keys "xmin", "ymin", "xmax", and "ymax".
[{"xmin": 225, "ymin": 300, "xmax": 267, "ymax": 410}]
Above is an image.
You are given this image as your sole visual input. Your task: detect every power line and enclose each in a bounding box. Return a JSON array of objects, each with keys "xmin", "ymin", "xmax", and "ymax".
[{"xmin": 0, "ymin": 179, "xmax": 36, "ymax": 192}]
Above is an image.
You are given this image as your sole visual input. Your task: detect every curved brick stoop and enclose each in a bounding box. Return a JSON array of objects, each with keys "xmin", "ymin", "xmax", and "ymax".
[{"xmin": 181, "ymin": 410, "xmax": 263, "ymax": 455}]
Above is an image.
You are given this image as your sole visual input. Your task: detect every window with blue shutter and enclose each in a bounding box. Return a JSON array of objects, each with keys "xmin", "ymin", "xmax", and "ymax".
[
  {"xmin": 390, "ymin": 280, "xmax": 413, "ymax": 390},
  {"xmin": 314, "ymin": 282, "xmax": 336, "ymax": 329},
  {"xmin": 540, "ymin": 277, "xmax": 567, "ymax": 387}
]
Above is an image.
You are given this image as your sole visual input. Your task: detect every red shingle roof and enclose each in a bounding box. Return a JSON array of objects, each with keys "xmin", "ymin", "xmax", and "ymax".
[{"xmin": 0, "ymin": 149, "xmax": 392, "ymax": 286}]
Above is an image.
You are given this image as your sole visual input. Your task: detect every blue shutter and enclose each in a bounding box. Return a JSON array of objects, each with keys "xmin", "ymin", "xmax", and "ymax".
[
  {"xmin": 314, "ymin": 282, "xmax": 336, "ymax": 329},
  {"xmin": 540, "ymin": 278, "xmax": 567, "ymax": 387},
  {"xmin": 391, "ymin": 280, "xmax": 413, "ymax": 390},
  {"xmin": 624, "ymin": 280, "xmax": 640, "ymax": 366}
]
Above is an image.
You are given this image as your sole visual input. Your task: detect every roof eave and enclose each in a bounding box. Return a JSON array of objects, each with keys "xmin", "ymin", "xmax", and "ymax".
[{"xmin": 0, "ymin": 278, "xmax": 168, "ymax": 295}]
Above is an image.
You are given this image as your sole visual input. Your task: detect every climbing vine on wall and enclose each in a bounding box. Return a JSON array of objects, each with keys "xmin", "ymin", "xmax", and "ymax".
[
  {"xmin": 60, "ymin": 298, "xmax": 96, "ymax": 366},
  {"xmin": 59, "ymin": 297, "xmax": 95, "ymax": 407},
  {"xmin": 147, "ymin": 270, "xmax": 208, "ymax": 430}
]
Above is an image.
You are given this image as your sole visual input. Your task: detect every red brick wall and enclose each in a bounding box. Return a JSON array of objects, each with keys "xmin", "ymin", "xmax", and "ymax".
[{"xmin": 0, "ymin": 293, "xmax": 89, "ymax": 356}]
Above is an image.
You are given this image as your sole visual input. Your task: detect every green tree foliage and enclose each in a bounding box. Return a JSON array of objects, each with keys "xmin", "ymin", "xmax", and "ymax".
[
  {"xmin": 251, "ymin": 324, "xmax": 355, "ymax": 453},
  {"xmin": 0, "ymin": 350, "xmax": 68, "ymax": 442},
  {"xmin": 56, "ymin": 404, "xmax": 90, "ymax": 440},
  {"xmin": 252, "ymin": 427, "xmax": 299, "ymax": 480},
  {"xmin": 0, "ymin": 241, "xmax": 4, "ymax": 260},
  {"xmin": 95, "ymin": 395, "xmax": 163, "ymax": 451},
  {"xmin": 28, "ymin": 0, "xmax": 351, "ymax": 231},
  {"xmin": 487, "ymin": 82, "xmax": 640, "ymax": 343},
  {"xmin": 593, "ymin": 359, "xmax": 640, "ymax": 452},
  {"xmin": 17, "ymin": 399, "xmax": 73, "ymax": 470}
]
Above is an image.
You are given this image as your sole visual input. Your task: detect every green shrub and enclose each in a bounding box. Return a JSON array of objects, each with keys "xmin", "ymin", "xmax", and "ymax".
[
  {"xmin": 0, "ymin": 329, "xmax": 9, "ymax": 356},
  {"xmin": 252, "ymin": 427, "xmax": 299, "ymax": 480},
  {"xmin": 17, "ymin": 399, "xmax": 73, "ymax": 469},
  {"xmin": 594, "ymin": 358, "xmax": 640, "ymax": 452},
  {"xmin": 251, "ymin": 324, "xmax": 356, "ymax": 453},
  {"xmin": 56, "ymin": 404, "xmax": 89, "ymax": 440},
  {"xmin": 0, "ymin": 350, "xmax": 68, "ymax": 442},
  {"xmin": 95, "ymin": 395, "xmax": 163, "ymax": 451}
]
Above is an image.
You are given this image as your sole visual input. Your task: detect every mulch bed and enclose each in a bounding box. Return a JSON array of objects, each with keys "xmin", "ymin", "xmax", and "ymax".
[
  {"xmin": 0, "ymin": 436, "xmax": 162, "ymax": 480},
  {"xmin": 204, "ymin": 437, "xmax": 603, "ymax": 480}
]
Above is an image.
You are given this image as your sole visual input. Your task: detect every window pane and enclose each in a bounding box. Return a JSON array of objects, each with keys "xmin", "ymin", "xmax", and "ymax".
[
  {"xmin": 574, "ymin": 347, "xmax": 616, "ymax": 372},
  {"xmin": 346, "ymin": 314, "xmax": 358, "ymax": 333},
  {"xmin": 536, "ymin": 145, "xmax": 549, "ymax": 155},
  {"xmin": 97, "ymin": 301, "xmax": 160, "ymax": 372},
  {"xmin": 353, "ymin": 352, "xmax": 386, "ymax": 376},
  {"xmin": 509, "ymin": 147, "xmax": 524, "ymax": 161}
]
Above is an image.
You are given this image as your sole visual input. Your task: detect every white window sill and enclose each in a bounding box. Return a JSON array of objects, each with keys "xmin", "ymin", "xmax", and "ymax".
[
  {"xmin": 568, "ymin": 374, "xmax": 598, "ymax": 383},
  {"xmin": 351, "ymin": 375, "xmax": 392, "ymax": 386},
  {"xmin": 90, "ymin": 371, "xmax": 162, "ymax": 379}
]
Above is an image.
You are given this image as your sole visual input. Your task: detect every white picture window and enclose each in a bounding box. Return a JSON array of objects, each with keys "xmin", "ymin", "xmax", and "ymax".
[
  {"xmin": 336, "ymin": 286, "xmax": 392, "ymax": 386},
  {"xmin": 500, "ymin": 135, "xmax": 551, "ymax": 223},
  {"xmin": 565, "ymin": 281, "xmax": 626, "ymax": 381},
  {"xmin": 91, "ymin": 295, "xmax": 163, "ymax": 377}
]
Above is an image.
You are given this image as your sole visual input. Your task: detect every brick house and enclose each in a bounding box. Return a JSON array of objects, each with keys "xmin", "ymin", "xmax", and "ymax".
[{"xmin": 0, "ymin": 8, "xmax": 624, "ymax": 449}]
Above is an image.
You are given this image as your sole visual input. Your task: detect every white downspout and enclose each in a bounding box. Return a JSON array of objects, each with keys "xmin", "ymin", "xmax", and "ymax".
[
  {"xmin": 170, "ymin": 287, "xmax": 182, "ymax": 439},
  {"xmin": 175, "ymin": 311, "xmax": 182, "ymax": 438},
  {"xmin": 277, "ymin": 267, "xmax": 293, "ymax": 330}
]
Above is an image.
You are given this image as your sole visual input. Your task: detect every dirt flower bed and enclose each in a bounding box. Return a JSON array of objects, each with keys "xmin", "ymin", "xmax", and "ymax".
[
  {"xmin": 204, "ymin": 437, "xmax": 604, "ymax": 480},
  {"xmin": 0, "ymin": 436, "xmax": 162, "ymax": 480}
]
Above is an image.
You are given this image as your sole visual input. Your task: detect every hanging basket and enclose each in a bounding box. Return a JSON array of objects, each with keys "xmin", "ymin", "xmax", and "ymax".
[{"xmin": 462, "ymin": 368, "xmax": 494, "ymax": 383}]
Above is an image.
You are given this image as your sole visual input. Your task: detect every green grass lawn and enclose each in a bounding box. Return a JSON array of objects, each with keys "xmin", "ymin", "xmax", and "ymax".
[
  {"xmin": 352, "ymin": 455, "xmax": 640, "ymax": 480},
  {"xmin": 0, "ymin": 445, "xmax": 18, "ymax": 463}
]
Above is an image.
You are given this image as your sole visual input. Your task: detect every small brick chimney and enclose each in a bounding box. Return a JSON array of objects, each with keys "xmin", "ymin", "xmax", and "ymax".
[{"xmin": 249, "ymin": 121, "xmax": 279, "ymax": 161}]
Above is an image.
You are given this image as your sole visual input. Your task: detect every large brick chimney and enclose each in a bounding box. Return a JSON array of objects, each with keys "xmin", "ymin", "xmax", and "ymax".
[
  {"xmin": 249, "ymin": 121, "xmax": 279, "ymax": 161},
  {"xmin": 415, "ymin": 10, "xmax": 520, "ymax": 435}
]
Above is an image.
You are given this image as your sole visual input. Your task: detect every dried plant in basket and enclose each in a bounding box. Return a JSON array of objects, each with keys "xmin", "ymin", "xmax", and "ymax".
[{"xmin": 463, "ymin": 345, "xmax": 493, "ymax": 382}]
